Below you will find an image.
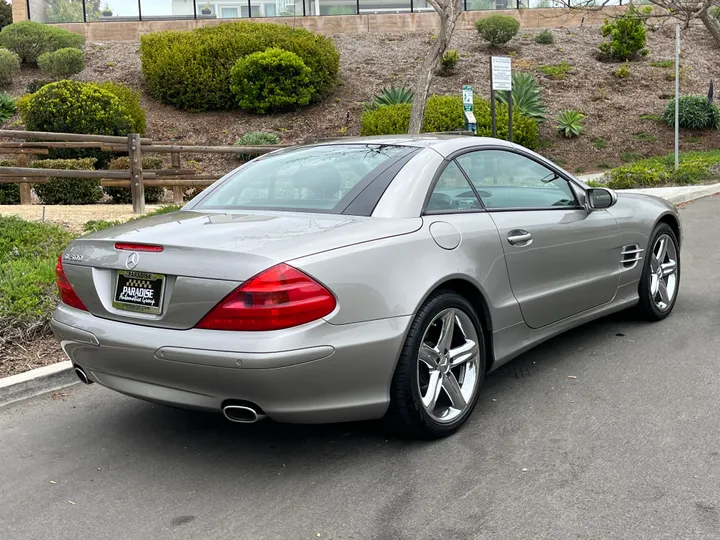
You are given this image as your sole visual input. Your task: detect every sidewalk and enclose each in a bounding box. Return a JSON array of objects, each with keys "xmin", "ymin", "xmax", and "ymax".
[{"xmin": 577, "ymin": 173, "xmax": 720, "ymax": 205}]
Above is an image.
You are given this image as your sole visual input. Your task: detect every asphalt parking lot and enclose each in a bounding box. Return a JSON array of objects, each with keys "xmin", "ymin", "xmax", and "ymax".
[{"xmin": 1, "ymin": 197, "xmax": 719, "ymax": 540}]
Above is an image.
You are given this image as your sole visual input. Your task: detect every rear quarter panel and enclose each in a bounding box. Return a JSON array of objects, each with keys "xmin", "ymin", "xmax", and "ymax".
[{"xmin": 289, "ymin": 216, "xmax": 523, "ymax": 331}]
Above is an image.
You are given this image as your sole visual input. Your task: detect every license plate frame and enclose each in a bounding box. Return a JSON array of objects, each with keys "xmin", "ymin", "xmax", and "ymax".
[{"xmin": 112, "ymin": 270, "xmax": 165, "ymax": 315}]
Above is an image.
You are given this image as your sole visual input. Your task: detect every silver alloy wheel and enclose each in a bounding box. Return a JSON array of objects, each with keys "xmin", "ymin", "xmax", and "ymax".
[
  {"xmin": 417, "ymin": 308, "xmax": 480, "ymax": 423},
  {"xmin": 649, "ymin": 233, "xmax": 678, "ymax": 311}
]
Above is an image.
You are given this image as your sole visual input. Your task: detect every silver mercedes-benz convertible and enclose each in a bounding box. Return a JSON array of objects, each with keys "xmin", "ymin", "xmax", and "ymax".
[{"xmin": 52, "ymin": 135, "xmax": 681, "ymax": 438}]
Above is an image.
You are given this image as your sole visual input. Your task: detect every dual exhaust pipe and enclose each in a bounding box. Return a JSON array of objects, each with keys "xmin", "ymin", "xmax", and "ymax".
[{"xmin": 75, "ymin": 364, "xmax": 264, "ymax": 424}]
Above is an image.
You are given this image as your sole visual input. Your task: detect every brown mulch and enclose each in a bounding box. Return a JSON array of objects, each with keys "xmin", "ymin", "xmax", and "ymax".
[
  {"xmin": 1, "ymin": 21, "xmax": 718, "ymax": 176},
  {"xmin": 0, "ymin": 337, "xmax": 65, "ymax": 378}
]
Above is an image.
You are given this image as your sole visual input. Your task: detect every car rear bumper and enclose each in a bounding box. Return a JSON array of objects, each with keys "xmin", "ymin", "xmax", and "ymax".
[{"xmin": 51, "ymin": 304, "xmax": 411, "ymax": 424}]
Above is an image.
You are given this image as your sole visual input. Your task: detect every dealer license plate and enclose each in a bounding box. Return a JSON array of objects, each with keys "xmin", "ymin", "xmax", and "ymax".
[{"xmin": 113, "ymin": 270, "xmax": 165, "ymax": 315}]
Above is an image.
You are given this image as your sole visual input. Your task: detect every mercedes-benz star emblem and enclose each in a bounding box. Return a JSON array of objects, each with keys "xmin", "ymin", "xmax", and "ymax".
[{"xmin": 126, "ymin": 252, "xmax": 140, "ymax": 270}]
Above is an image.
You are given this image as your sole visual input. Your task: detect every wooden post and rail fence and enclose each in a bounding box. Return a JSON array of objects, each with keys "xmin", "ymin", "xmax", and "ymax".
[{"xmin": 0, "ymin": 129, "xmax": 290, "ymax": 214}]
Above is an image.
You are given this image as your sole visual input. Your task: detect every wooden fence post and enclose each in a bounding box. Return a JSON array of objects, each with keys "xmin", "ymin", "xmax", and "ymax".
[
  {"xmin": 171, "ymin": 151, "xmax": 184, "ymax": 205},
  {"xmin": 16, "ymin": 153, "xmax": 31, "ymax": 205},
  {"xmin": 128, "ymin": 133, "xmax": 145, "ymax": 214}
]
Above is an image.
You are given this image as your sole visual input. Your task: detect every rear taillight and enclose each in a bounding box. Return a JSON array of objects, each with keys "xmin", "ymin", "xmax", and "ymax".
[
  {"xmin": 195, "ymin": 263, "xmax": 336, "ymax": 331},
  {"xmin": 55, "ymin": 255, "xmax": 88, "ymax": 311}
]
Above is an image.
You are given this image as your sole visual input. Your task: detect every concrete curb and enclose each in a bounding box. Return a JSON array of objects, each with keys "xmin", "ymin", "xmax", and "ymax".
[
  {"xmin": 2, "ymin": 181, "xmax": 719, "ymax": 408},
  {"xmin": 0, "ymin": 361, "xmax": 78, "ymax": 408}
]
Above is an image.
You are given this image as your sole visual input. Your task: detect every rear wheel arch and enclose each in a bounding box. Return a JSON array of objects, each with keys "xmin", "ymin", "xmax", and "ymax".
[{"xmin": 419, "ymin": 278, "xmax": 495, "ymax": 373}]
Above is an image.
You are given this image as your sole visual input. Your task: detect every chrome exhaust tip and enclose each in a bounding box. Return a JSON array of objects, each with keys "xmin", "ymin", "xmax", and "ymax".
[
  {"xmin": 74, "ymin": 366, "xmax": 92, "ymax": 385},
  {"xmin": 222, "ymin": 405, "xmax": 266, "ymax": 424}
]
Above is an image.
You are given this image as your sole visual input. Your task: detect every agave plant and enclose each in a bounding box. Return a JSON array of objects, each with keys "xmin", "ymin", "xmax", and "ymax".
[
  {"xmin": 372, "ymin": 86, "xmax": 414, "ymax": 108},
  {"xmin": 556, "ymin": 110, "xmax": 585, "ymax": 138},
  {"xmin": 496, "ymin": 72, "xmax": 547, "ymax": 123}
]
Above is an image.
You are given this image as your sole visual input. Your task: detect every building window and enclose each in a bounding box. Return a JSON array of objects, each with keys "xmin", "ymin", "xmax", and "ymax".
[{"xmin": 220, "ymin": 7, "xmax": 240, "ymax": 18}]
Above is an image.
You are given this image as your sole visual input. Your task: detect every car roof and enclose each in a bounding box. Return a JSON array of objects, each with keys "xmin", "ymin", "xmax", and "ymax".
[{"xmin": 316, "ymin": 134, "xmax": 515, "ymax": 158}]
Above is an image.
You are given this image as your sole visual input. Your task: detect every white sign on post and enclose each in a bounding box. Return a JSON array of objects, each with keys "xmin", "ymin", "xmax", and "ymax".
[{"xmin": 491, "ymin": 56, "xmax": 512, "ymax": 91}]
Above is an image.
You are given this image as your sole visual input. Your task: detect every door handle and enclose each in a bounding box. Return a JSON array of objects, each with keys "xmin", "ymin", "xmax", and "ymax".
[{"xmin": 507, "ymin": 230, "xmax": 533, "ymax": 246}]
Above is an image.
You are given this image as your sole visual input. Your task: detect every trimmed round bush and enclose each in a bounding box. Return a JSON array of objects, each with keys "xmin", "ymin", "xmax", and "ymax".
[
  {"xmin": 475, "ymin": 15, "xmax": 520, "ymax": 46},
  {"xmin": 0, "ymin": 21, "xmax": 84, "ymax": 64},
  {"xmin": 37, "ymin": 47, "xmax": 85, "ymax": 77},
  {"xmin": 235, "ymin": 131, "xmax": 281, "ymax": 161},
  {"xmin": 105, "ymin": 156, "xmax": 165, "ymax": 204},
  {"xmin": 31, "ymin": 158, "xmax": 103, "ymax": 205},
  {"xmin": 140, "ymin": 22, "xmax": 339, "ymax": 112},
  {"xmin": 96, "ymin": 82, "xmax": 147, "ymax": 135},
  {"xmin": 21, "ymin": 81, "xmax": 138, "ymax": 167},
  {"xmin": 0, "ymin": 48, "xmax": 19, "ymax": 85},
  {"xmin": 662, "ymin": 95, "xmax": 720, "ymax": 130},
  {"xmin": 360, "ymin": 95, "xmax": 539, "ymax": 150},
  {"xmin": 231, "ymin": 48, "xmax": 314, "ymax": 114},
  {"xmin": 599, "ymin": 7, "xmax": 647, "ymax": 61}
]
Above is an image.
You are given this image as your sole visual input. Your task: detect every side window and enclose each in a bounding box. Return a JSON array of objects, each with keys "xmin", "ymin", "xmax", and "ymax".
[
  {"xmin": 456, "ymin": 150, "xmax": 578, "ymax": 210},
  {"xmin": 426, "ymin": 161, "xmax": 482, "ymax": 214}
]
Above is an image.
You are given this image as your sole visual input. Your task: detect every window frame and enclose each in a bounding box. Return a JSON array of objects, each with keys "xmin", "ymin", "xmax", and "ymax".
[
  {"xmin": 422, "ymin": 159, "xmax": 487, "ymax": 216},
  {"xmin": 430, "ymin": 146, "xmax": 587, "ymax": 214}
]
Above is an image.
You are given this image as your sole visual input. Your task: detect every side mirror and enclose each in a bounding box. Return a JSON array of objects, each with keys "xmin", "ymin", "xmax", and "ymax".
[{"xmin": 586, "ymin": 188, "xmax": 617, "ymax": 210}]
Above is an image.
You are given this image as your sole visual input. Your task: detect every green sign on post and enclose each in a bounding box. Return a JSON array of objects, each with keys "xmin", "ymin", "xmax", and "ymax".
[{"xmin": 463, "ymin": 85, "xmax": 476, "ymax": 134}]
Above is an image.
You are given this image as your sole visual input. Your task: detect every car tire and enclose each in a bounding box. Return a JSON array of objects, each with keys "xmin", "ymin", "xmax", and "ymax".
[
  {"xmin": 387, "ymin": 291, "xmax": 485, "ymax": 439},
  {"xmin": 636, "ymin": 223, "xmax": 680, "ymax": 322}
]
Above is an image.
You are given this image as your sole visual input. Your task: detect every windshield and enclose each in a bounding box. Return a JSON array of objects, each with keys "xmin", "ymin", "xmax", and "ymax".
[{"xmin": 196, "ymin": 144, "xmax": 413, "ymax": 213}]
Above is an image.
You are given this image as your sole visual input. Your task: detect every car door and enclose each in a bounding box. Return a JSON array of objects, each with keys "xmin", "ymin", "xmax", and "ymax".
[{"xmin": 455, "ymin": 148, "xmax": 621, "ymax": 329}]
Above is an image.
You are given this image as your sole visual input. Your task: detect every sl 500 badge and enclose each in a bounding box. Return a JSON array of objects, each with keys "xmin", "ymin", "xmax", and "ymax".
[{"xmin": 63, "ymin": 253, "xmax": 84, "ymax": 262}]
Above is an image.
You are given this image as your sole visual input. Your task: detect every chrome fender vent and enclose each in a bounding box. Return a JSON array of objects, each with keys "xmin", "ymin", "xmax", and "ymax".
[{"xmin": 621, "ymin": 244, "xmax": 644, "ymax": 270}]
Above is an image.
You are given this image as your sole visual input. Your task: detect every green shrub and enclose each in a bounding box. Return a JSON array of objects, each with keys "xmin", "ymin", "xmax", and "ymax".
[
  {"xmin": 496, "ymin": 72, "xmax": 546, "ymax": 123},
  {"xmin": 230, "ymin": 48, "xmax": 314, "ymax": 114},
  {"xmin": 650, "ymin": 59, "xmax": 673, "ymax": 68},
  {"xmin": 372, "ymin": 86, "xmax": 414, "ymax": 107},
  {"xmin": 539, "ymin": 61, "xmax": 571, "ymax": 80},
  {"xmin": 31, "ymin": 158, "xmax": 103, "ymax": 205},
  {"xmin": 535, "ymin": 29, "xmax": 554, "ymax": 44},
  {"xmin": 0, "ymin": 216, "xmax": 76, "ymax": 341},
  {"xmin": 21, "ymin": 81, "xmax": 135, "ymax": 167},
  {"xmin": 599, "ymin": 8, "xmax": 648, "ymax": 61},
  {"xmin": 0, "ymin": 158, "xmax": 17, "ymax": 204},
  {"xmin": 0, "ymin": 91, "xmax": 15, "ymax": 123},
  {"xmin": 235, "ymin": 131, "xmax": 281, "ymax": 161},
  {"xmin": 96, "ymin": 82, "xmax": 147, "ymax": 135},
  {"xmin": 104, "ymin": 156, "xmax": 165, "ymax": 204},
  {"xmin": 475, "ymin": 15, "xmax": 520, "ymax": 46},
  {"xmin": 615, "ymin": 62, "xmax": 631, "ymax": 78},
  {"xmin": 662, "ymin": 95, "xmax": 720, "ymax": 130},
  {"xmin": 440, "ymin": 49, "xmax": 459, "ymax": 73},
  {"xmin": 0, "ymin": 20, "xmax": 84, "ymax": 64},
  {"xmin": 671, "ymin": 161, "xmax": 710, "ymax": 185},
  {"xmin": 0, "ymin": 47, "xmax": 19, "ymax": 85},
  {"xmin": 37, "ymin": 47, "xmax": 84, "ymax": 77},
  {"xmin": 25, "ymin": 78, "xmax": 54, "ymax": 94},
  {"xmin": 360, "ymin": 95, "xmax": 539, "ymax": 150},
  {"xmin": 140, "ymin": 22, "xmax": 339, "ymax": 112},
  {"xmin": 556, "ymin": 110, "xmax": 585, "ymax": 138},
  {"xmin": 606, "ymin": 163, "xmax": 668, "ymax": 189}
]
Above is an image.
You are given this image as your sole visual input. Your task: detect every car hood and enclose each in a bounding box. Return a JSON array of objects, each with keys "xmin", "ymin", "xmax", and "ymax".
[{"xmin": 66, "ymin": 210, "xmax": 423, "ymax": 280}]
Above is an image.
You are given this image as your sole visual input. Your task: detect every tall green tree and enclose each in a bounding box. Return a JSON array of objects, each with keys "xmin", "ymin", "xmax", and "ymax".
[
  {"xmin": 0, "ymin": 0, "xmax": 12, "ymax": 30},
  {"xmin": 46, "ymin": 0, "xmax": 101, "ymax": 23}
]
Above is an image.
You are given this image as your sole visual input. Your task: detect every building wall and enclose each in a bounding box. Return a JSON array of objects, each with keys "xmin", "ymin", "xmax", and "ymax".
[{"xmin": 23, "ymin": 6, "xmax": 627, "ymax": 41}]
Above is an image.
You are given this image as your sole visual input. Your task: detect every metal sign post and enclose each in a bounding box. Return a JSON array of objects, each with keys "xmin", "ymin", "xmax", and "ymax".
[
  {"xmin": 674, "ymin": 24, "xmax": 680, "ymax": 172},
  {"xmin": 463, "ymin": 85, "xmax": 476, "ymax": 134},
  {"xmin": 491, "ymin": 56, "xmax": 512, "ymax": 141}
]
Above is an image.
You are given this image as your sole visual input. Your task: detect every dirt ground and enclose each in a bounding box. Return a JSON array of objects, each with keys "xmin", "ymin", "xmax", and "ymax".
[
  {"xmin": 1, "ymin": 21, "xmax": 718, "ymax": 174},
  {"xmin": 0, "ymin": 337, "xmax": 64, "ymax": 378},
  {"xmin": 0, "ymin": 204, "xmax": 161, "ymax": 231}
]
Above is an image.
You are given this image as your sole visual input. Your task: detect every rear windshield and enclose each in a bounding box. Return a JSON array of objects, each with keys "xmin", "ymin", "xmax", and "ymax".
[{"xmin": 195, "ymin": 144, "xmax": 413, "ymax": 213}]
